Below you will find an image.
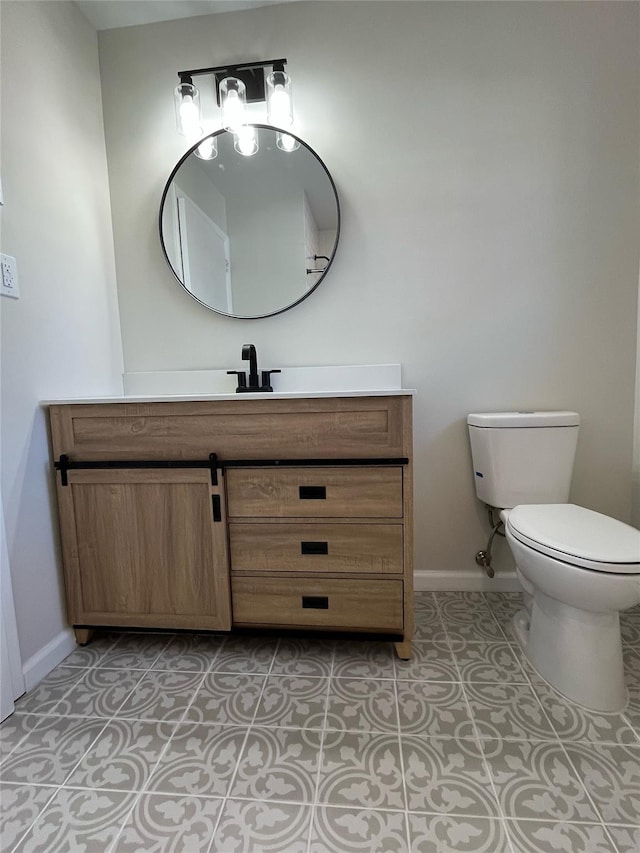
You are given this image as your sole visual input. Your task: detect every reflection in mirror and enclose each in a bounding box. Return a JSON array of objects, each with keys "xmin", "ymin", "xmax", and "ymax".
[{"xmin": 159, "ymin": 126, "xmax": 340, "ymax": 319}]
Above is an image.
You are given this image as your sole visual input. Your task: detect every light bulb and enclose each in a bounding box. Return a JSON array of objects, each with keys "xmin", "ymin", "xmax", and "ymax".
[
  {"xmin": 180, "ymin": 97, "xmax": 199, "ymax": 131},
  {"xmin": 234, "ymin": 126, "xmax": 259, "ymax": 156},
  {"xmin": 195, "ymin": 136, "xmax": 218, "ymax": 160},
  {"xmin": 223, "ymin": 91, "xmax": 243, "ymax": 130},
  {"xmin": 267, "ymin": 69, "xmax": 293, "ymax": 127},
  {"xmin": 220, "ymin": 77, "xmax": 247, "ymax": 132},
  {"xmin": 270, "ymin": 86, "xmax": 291, "ymax": 125},
  {"xmin": 276, "ymin": 132, "xmax": 300, "ymax": 152},
  {"xmin": 174, "ymin": 82, "xmax": 202, "ymax": 137}
]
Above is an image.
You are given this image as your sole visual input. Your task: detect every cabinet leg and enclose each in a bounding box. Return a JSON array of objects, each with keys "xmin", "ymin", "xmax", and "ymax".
[
  {"xmin": 394, "ymin": 640, "xmax": 412, "ymax": 660},
  {"xmin": 74, "ymin": 628, "xmax": 94, "ymax": 646}
]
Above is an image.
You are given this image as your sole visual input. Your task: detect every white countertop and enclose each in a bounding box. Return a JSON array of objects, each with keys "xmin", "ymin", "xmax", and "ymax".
[
  {"xmin": 43, "ymin": 388, "xmax": 415, "ymax": 405},
  {"xmin": 43, "ymin": 364, "xmax": 415, "ymax": 405}
]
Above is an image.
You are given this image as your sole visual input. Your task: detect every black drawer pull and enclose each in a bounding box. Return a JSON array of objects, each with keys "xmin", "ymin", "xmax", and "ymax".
[
  {"xmin": 299, "ymin": 486, "xmax": 326, "ymax": 500},
  {"xmin": 302, "ymin": 595, "xmax": 329, "ymax": 609},
  {"xmin": 301, "ymin": 541, "xmax": 328, "ymax": 555}
]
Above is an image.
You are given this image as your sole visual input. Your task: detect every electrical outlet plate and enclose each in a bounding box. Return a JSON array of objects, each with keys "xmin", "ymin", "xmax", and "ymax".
[{"xmin": 0, "ymin": 253, "xmax": 19, "ymax": 299}]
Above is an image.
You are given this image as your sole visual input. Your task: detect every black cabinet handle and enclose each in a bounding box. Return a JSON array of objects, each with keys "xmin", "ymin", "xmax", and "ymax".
[
  {"xmin": 301, "ymin": 541, "xmax": 328, "ymax": 555},
  {"xmin": 211, "ymin": 495, "xmax": 222, "ymax": 522},
  {"xmin": 299, "ymin": 486, "xmax": 326, "ymax": 500},
  {"xmin": 302, "ymin": 596, "xmax": 329, "ymax": 609}
]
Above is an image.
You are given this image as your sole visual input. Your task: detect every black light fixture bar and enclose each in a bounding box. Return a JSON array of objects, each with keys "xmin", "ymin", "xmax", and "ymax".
[{"xmin": 178, "ymin": 58, "xmax": 287, "ymax": 104}]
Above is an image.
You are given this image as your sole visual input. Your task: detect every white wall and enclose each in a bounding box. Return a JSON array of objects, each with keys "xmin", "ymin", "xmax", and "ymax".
[
  {"xmin": 633, "ymin": 275, "xmax": 640, "ymax": 528},
  {"xmin": 98, "ymin": 1, "xmax": 639, "ymax": 579},
  {"xmin": 0, "ymin": 1, "xmax": 123, "ymax": 669}
]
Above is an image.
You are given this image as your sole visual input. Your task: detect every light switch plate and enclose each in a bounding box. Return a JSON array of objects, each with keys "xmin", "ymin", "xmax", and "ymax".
[{"xmin": 0, "ymin": 253, "xmax": 19, "ymax": 299}]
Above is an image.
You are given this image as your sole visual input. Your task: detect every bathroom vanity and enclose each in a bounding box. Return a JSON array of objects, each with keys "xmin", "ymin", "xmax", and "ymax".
[{"xmin": 48, "ymin": 392, "xmax": 414, "ymax": 658}]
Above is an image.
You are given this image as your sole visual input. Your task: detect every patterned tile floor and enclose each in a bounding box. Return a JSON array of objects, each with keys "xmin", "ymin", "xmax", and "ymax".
[{"xmin": 1, "ymin": 591, "xmax": 639, "ymax": 852}]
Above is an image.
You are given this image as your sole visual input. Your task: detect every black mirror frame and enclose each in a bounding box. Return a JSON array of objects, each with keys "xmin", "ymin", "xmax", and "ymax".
[{"xmin": 158, "ymin": 124, "xmax": 341, "ymax": 320}]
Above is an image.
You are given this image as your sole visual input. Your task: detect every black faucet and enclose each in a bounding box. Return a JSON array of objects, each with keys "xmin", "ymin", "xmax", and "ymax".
[
  {"xmin": 227, "ymin": 344, "xmax": 281, "ymax": 393},
  {"xmin": 243, "ymin": 344, "xmax": 259, "ymax": 389}
]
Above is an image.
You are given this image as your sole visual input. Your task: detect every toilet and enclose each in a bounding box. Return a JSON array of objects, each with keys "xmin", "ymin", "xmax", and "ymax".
[{"xmin": 467, "ymin": 411, "xmax": 640, "ymax": 713}]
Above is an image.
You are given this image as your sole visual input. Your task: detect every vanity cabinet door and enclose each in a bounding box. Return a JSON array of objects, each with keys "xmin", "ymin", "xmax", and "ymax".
[{"xmin": 56, "ymin": 468, "xmax": 231, "ymax": 631}]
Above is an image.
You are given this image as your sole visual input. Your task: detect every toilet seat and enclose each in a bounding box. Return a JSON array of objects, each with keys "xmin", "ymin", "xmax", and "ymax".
[{"xmin": 507, "ymin": 503, "xmax": 640, "ymax": 574}]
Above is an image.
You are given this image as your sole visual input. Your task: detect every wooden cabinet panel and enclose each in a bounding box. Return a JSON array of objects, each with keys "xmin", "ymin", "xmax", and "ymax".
[
  {"xmin": 57, "ymin": 469, "xmax": 230, "ymax": 630},
  {"xmin": 49, "ymin": 396, "xmax": 408, "ymax": 461},
  {"xmin": 232, "ymin": 577, "xmax": 403, "ymax": 631},
  {"xmin": 229, "ymin": 522, "xmax": 403, "ymax": 574},
  {"xmin": 226, "ymin": 467, "xmax": 403, "ymax": 518}
]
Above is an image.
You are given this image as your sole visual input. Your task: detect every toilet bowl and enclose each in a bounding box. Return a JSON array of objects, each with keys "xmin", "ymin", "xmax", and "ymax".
[
  {"xmin": 504, "ymin": 503, "xmax": 640, "ymax": 712},
  {"xmin": 468, "ymin": 411, "xmax": 640, "ymax": 714}
]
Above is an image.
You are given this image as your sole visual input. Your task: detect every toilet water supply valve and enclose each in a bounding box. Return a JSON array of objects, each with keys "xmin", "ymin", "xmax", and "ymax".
[{"xmin": 475, "ymin": 506, "xmax": 505, "ymax": 578}]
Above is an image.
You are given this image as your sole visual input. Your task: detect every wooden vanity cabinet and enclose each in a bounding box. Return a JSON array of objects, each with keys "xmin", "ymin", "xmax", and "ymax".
[
  {"xmin": 49, "ymin": 395, "xmax": 413, "ymax": 657},
  {"xmin": 54, "ymin": 467, "xmax": 231, "ymax": 633}
]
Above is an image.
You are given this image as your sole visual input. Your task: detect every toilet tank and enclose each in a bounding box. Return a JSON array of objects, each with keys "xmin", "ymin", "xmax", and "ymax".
[{"xmin": 467, "ymin": 411, "xmax": 580, "ymax": 509}]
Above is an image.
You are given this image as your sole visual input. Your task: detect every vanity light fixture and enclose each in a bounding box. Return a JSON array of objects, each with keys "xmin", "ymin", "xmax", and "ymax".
[
  {"xmin": 234, "ymin": 125, "xmax": 259, "ymax": 157},
  {"xmin": 195, "ymin": 136, "xmax": 218, "ymax": 161},
  {"xmin": 174, "ymin": 80, "xmax": 202, "ymax": 137},
  {"xmin": 174, "ymin": 59, "xmax": 295, "ymax": 157},
  {"xmin": 276, "ymin": 131, "xmax": 300, "ymax": 152},
  {"xmin": 266, "ymin": 63, "xmax": 293, "ymax": 127},
  {"xmin": 219, "ymin": 76, "xmax": 248, "ymax": 132}
]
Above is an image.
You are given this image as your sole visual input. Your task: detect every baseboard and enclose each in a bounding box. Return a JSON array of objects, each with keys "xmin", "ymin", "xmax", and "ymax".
[
  {"xmin": 22, "ymin": 628, "xmax": 76, "ymax": 693},
  {"xmin": 414, "ymin": 570, "xmax": 521, "ymax": 593}
]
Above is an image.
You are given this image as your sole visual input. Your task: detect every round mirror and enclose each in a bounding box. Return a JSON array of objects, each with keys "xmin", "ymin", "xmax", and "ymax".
[{"xmin": 159, "ymin": 125, "xmax": 340, "ymax": 319}]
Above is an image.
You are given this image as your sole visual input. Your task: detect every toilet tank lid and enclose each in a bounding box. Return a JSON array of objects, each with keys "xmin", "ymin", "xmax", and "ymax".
[{"xmin": 467, "ymin": 411, "xmax": 580, "ymax": 428}]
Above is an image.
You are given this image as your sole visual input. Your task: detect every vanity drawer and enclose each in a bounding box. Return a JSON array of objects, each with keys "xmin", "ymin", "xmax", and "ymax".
[
  {"xmin": 225, "ymin": 467, "xmax": 403, "ymax": 518},
  {"xmin": 231, "ymin": 577, "xmax": 403, "ymax": 631},
  {"xmin": 229, "ymin": 522, "xmax": 403, "ymax": 573}
]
